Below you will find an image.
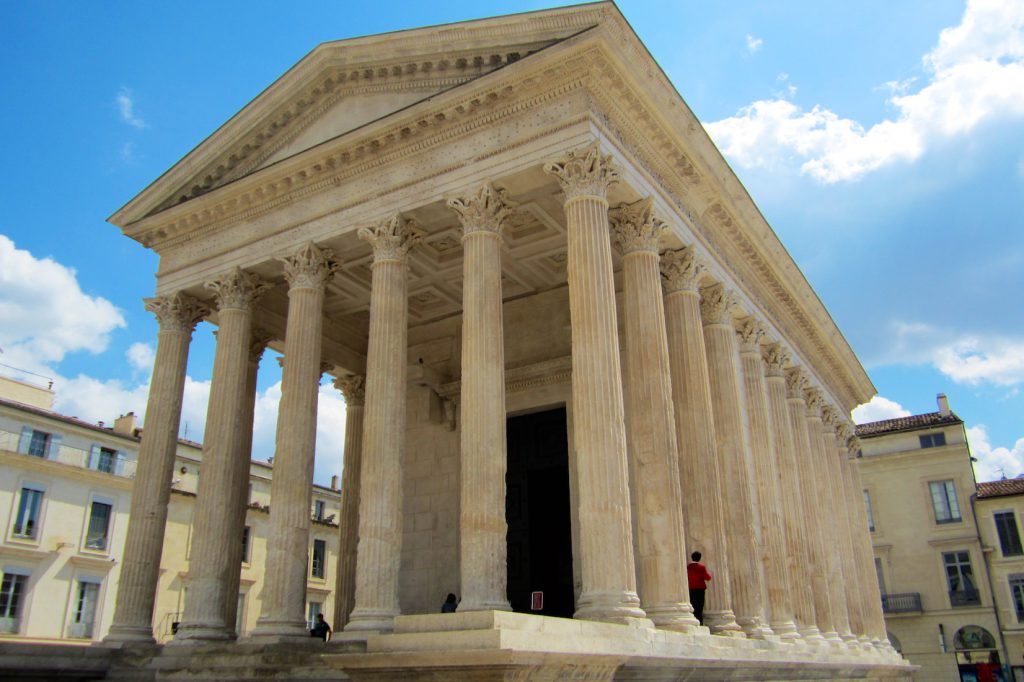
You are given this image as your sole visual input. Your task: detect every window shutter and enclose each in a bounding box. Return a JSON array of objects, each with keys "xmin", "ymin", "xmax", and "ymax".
[
  {"xmin": 18, "ymin": 427, "xmax": 32, "ymax": 454},
  {"xmin": 114, "ymin": 451, "xmax": 125, "ymax": 476},
  {"xmin": 87, "ymin": 445, "xmax": 101, "ymax": 471},
  {"xmin": 47, "ymin": 434, "xmax": 61, "ymax": 461}
]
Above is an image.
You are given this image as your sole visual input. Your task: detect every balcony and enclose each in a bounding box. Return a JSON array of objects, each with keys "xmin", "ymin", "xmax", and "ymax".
[
  {"xmin": 881, "ymin": 592, "xmax": 922, "ymax": 614},
  {"xmin": 950, "ymin": 588, "xmax": 982, "ymax": 607},
  {"xmin": 0, "ymin": 428, "xmax": 137, "ymax": 479}
]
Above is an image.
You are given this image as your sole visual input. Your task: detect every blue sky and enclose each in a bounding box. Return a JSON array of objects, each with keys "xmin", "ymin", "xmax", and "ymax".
[{"xmin": 1, "ymin": 0, "xmax": 1021, "ymax": 484}]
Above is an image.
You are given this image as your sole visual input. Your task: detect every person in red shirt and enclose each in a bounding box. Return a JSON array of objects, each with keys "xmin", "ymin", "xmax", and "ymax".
[{"xmin": 686, "ymin": 551, "xmax": 712, "ymax": 625}]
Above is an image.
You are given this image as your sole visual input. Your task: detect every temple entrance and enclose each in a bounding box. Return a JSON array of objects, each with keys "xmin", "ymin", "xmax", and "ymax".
[{"xmin": 506, "ymin": 407, "xmax": 574, "ymax": 618}]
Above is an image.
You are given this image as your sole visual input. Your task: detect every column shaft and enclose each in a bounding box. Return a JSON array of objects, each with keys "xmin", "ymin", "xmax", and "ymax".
[
  {"xmin": 833, "ymin": 430, "xmax": 866, "ymax": 644},
  {"xmin": 736, "ymin": 327, "xmax": 798, "ymax": 639},
  {"xmin": 105, "ymin": 294, "xmax": 206, "ymax": 643},
  {"xmin": 661, "ymin": 248, "xmax": 742, "ymax": 636},
  {"xmin": 333, "ymin": 376, "xmax": 365, "ymax": 631},
  {"xmin": 845, "ymin": 443, "xmax": 890, "ymax": 648},
  {"xmin": 611, "ymin": 199, "xmax": 698, "ymax": 631},
  {"xmin": 700, "ymin": 285, "xmax": 770, "ymax": 638},
  {"xmin": 347, "ymin": 217, "xmax": 419, "ymax": 632},
  {"xmin": 801, "ymin": 395, "xmax": 840, "ymax": 642},
  {"xmin": 818, "ymin": 413, "xmax": 855, "ymax": 642},
  {"xmin": 253, "ymin": 244, "xmax": 336, "ymax": 639}
]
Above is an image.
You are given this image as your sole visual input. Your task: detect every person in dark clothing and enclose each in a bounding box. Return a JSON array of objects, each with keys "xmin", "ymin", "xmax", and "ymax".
[
  {"xmin": 310, "ymin": 613, "xmax": 331, "ymax": 641},
  {"xmin": 441, "ymin": 593, "xmax": 458, "ymax": 613},
  {"xmin": 686, "ymin": 551, "xmax": 713, "ymax": 626}
]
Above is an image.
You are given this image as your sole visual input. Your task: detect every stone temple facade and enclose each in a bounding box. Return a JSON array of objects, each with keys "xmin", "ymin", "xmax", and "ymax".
[{"xmin": 99, "ymin": 3, "xmax": 913, "ymax": 679}]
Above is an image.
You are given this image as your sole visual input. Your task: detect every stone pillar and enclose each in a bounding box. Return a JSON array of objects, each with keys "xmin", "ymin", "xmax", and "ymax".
[
  {"xmin": 223, "ymin": 331, "xmax": 270, "ymax": 636},
  {"xmin": 801, "ymin": 388, "xmax": 841, "ymax": 643},
  {"xmin": 785, "ymin": 369, "xmax": 838, "ymax": 643},
  {"xmin": 735, "ymin": 322, "xmax": 798, "ymax": 639},
  {"xmin": 333, "ymin": 374, "xmax": 365, "ymax": 631},
  {"xmin": 700, "ymin": 284, "xmax": 771, "ymax": 639},
  {"xmin": 447, "ymin": 182, "xmax": 515, "ymax": 613},
  {"xmin": 105, "ymin": 293, "xmax": 208, "ymax": 643},
  {"xmin": 252, "ymin": 243, "xmax": 338, "ymax": 639},
  {"xmin": 832, "ymin": 421, "xmax": 867, "ymax": 645},
  {"xmin": 661, "ymin": 248, "xmax": 742, "ymax": 636},
  {"xmin": 346, "ymin": 215, "xmax": 422, "ymax": 633},
  {"xmin": 175, "ymin": 269, "xmax": 269, "ymax": 642},
  {"xmin": 609, "ymin": 198, "xmax": 699, "ymax": 632},
  {"xmin": 543, "ymin": 143, "xmax": 646, "ymax": 623},
  {"xmin": 819, "ymin": 407, "xmax": 857, "ymax": 644},
  {"xmin": 762, "ymin": 345, "xmax": 822, "ymax": 642}
]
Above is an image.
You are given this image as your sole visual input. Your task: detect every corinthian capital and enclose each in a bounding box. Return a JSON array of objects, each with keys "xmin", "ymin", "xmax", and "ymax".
[
  {"xmin": 446, "ymin": 182, "xmax": 516, "ymax": 237},
  {"xmin": 334, "ymin": 374, "xmax": 366, "ymax": 407},
  {"xmin": 609, "ymin": 197, "xmax": 666, "ymax": 255},
  {"xmin": 846, "ymin": 434, "xmax": 862, "ymax": 455},
  {"xmin": 699, "ymin": 283, "xmax": 737, "ymax": 326},
  {"xmin": 542, "ymin": 142, "xmax": 620, "ymax": 201},
  {"xmin": 248, "ymin": 329, "xmax": 273, "ymax": 365},
  {"xmin": 660, "ymin": 246, "xmax": 704, "ymax": 294},
  {"xmin": 762, "ymin": 342, "xmax": 790, "ymax": 377},
  {"xmin": 735, "ymin": 316, "xmax": 766, "ymax": 353},
  {"xmin": 821, "ymin": 405, "xmax": 840, "ymax": 429},
  {"xmin": 803, "ymin": 387, "xmax": 825, "ymax": 417},
  {"xmin": 784, "ymin": 367, "xmax": 809, "ymax": 400},
  {"xmin": 144, "ymin": 292, "xmax": 209, "ymax": 334},
  {"xmin": 206, "ymin": 267, "xmax": 271, "ymax": 311},
  {"xmin": 835, "ymin": 420, "xmax": 854, "ymax": 444},
  {"xmin": 358, "ymin": 213, "xmax": 423, "ymax": 263},
  {"xmin": 280, "ymin": 242, "xmax": 340, "ymax": 290}
]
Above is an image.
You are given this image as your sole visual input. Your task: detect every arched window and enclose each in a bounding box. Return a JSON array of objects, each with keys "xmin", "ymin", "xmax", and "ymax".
[{"xmin": 953, "ymin": 625, "xmax": 996, "ymax": 650}]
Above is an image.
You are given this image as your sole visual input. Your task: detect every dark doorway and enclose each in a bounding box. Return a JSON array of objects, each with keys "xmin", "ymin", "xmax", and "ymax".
[{"xmin": 506, "ymin": 407, "xmax": 574, "ymax": 618}]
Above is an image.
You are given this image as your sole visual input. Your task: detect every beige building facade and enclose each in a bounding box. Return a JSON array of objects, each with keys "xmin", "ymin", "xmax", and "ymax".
[
  {"xmin": 0, "ymin": 375, "xmax": 341, "ymax": 647},
  {"xmin": 976, "ymin": 479, "xmax": 1024, "ymax": 679}
]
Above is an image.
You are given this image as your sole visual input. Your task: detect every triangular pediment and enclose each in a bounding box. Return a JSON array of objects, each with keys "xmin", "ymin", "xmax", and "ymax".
[{"xmin": 113, "ymin": 2, "xmax": 615, "ymax": 224}]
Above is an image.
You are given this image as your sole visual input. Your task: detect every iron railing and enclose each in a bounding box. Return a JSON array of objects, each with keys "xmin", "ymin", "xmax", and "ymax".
[{"xmin": 881, "ymin": 592, "xmax": 922, "ymax": 613}]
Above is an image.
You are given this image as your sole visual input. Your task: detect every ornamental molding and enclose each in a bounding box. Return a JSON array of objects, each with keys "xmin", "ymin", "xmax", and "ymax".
[
  {"xmin": 543, "ymin": 141, "xmax": 621, "ymax": 201},
  {"xmin": 699, "ymin": 282, "xmax": 737, "ymax": 326},
  {"xmin": 762, "ymin": 342, "xmax": 790, "ymax": 378},
  {"xmin": 280, "ymin": 242, "xmax": 340, "ymax": 290},
  {"xmin": 205, "ymin": 267, "xmax": 271, "ymax": 311},
  {"xmin": 144, "ymin": 293, "xmax": 209, "ymax": 334},
  {"xmin": 446, "ymin": 181, "xmax": 517, "ymax": 237},
  {"xmin": 334, "ymin": 374, "xmax": 366, "ymax": 407},
  {"xmin": 660, "ymin": 246, "xmax": 704, "ymax": 294},
  {"xmin": 358, "ymin": 214, "xmax": 423, "ymax": 263},
  {"xmin": 735, "ymin": 316, "xmax": 765, "ymax": 353},
  {"xmin": 609, "ymin": 196, "xmax": 666, "ymax": 255}
]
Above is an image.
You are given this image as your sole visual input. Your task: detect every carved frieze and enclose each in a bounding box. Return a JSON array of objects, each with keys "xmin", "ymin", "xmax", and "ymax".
[
  {"xmin": 699, "ymin": 282, "xmax": 737, "ymax": 326},
  {"xmin": 280, "ymin": 242, "xmax": 340, "ymax": 290},
  {"xmin": 543, "ymin": 142, "xmax": 621, "ymax": 201},
  {"xmin": 446, "ymin": 182, "xmax": 517, "ymax": 237},
  {"xmin": 144, "ymin": 293, "xmax": 209, "ymax": 334},
  {"xmin": 205, "ymin": 267, "xmax": 271, "ymax": 311},
  {"xmin": 660, "ymin": 246, "xmax": 704, "ymax": 294},
  {"xmin": 608, "ymin": 196, "xmax": 665, "ymax": 255}
]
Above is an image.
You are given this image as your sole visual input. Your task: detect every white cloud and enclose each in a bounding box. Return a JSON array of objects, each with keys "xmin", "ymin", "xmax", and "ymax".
[
  {"xmin": 933, "ymin": 337, "xmax": 1024, "ymax": 386},
  {"xmin": 126, "ymin": 342, "xmax": 155, "ymax": 372},
  {"xmin": 0, "ymin": 234, "xmax": 125, "ymax": 376},
  {"xmin": 705, "ymin": 0, "xmax": 1024, "ymax": 182},
  {"xmin": 746, "ymin": 34, "xmax": 763, "ymax": 54},
  {"xmin": 968, "ymin": 424, "xmax": 1024, "ymax": 482},
  {"xmin": 116, "ymin": 87, "xmax": 147, "ymax": 129},
  {"xmin": 852, "ymin": 395, "xmax": 912, "ymax": 424}
]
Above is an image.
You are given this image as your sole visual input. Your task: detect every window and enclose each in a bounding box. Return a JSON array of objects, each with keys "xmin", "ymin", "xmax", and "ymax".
[
  {"xmin": 943, "ymin": 551, "xmax": 980, "ymax": 606},
  {"xmin": 241, "ymin": 526, "xmax": 251, "ymax": 564},
  {"xmin": 0, "ymin": 571, "xmax": 28, "ymax": 633},
  {"xmin": 88, "ymin": 446, "xmax": 118, "ymax": 474},
  {"xmin": 68, "ymin": 580, "xmax": 100, "ymax": 639},
  {"xmin": 28, "ymin": 431, "xmax": 50, "ymax": 457},
  {"xmin": 307, "ymin": 601, "xmax": 322, "ymax": 630},
  {"xmin": 920, "ymin": 432, "xmax": 947, "ymax": 448},
  {"xmin": 313, "ymin": 499, "xmax": 325, "ymax": 521},
  {"xmin": 84, "ymin": 500, "xmax": 113, "ymax": 551},
  {"xmin": 18, "ymin": 428, "xmax": 59, "ymax": 459},
  {"xmin": 874, "ymin": 557, "xmax": 887, "ymax": 595},
  {"xmin": 12, "ymin": 486, "xmax": 44, "ymax": 539},
  {"xmin": 1011, "ymin": 575, "xmax": 1024, "ymax": 622},
  {"xmin": 311, "ymin": 539, "xmax": 326, "ymax": 579},
  {"xmin": 930, "ymin": 480, "xmax": 962, "ymax": 524},
  {"xmin": 996, "ymin": 511, "xmax": 1024, "ymax": 557},
  {"xmin": 864, "ymin": 490, "xmax": 875, "ymax": 532}
]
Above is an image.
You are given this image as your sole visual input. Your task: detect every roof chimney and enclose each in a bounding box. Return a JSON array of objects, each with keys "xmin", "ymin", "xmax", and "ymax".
[
  {"xmin": 113, "ymin": 412, "xmax": 138, "ymax": 436},
  {"xmin": 330, "ymin": 475, "xmax": 340, "ymax": 491},
  {"xmin": 937, "ymin": 393, "xmax": 950, "ymax": 416}
]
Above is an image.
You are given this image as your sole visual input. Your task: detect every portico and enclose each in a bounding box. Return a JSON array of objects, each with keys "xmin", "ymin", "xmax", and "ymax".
[{"xmin": 103, "ymin": 3, "xmax": 909, "ymax": 679}]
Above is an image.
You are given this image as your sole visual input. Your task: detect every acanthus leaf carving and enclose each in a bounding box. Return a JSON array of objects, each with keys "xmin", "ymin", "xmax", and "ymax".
[
  {"xmin": 660, "ymin": 246, "xmax": 704, "ymax": 294},
  {"xmin": 699, "ymin": 282, "xmax": 737, "ymax": 326},
  {"xmin": 446, "ymin": 181, "xmax": 517, "ymax": 237},
  {"xmin": 205, "ymin": 267, "xmax": 272, "ymax": 311},
  {"xmin": 279, "ymin": 242, "xmax": 340, "ymax": 290},
  {"xmin": 735, "ymin": 316, "xmax": 766, "ymax": 353},
  {"xmin": 248, "ymin": 328, "xmax": 273, "ymax": 365},
  {"xmin": 608, "ymin": 196, "xmax": 666, "ymax": 255},
  {"xmin": 358, "ymin": 213, "xmax": 423, "ymax": 263},
  {"xmin": 762, "ymin": 342, "xmax": 790, "ymax": 377},
  {"xmin": 334, "ymin": 374, "xmax": 366, "ymax": 407},
  {"xmin": 803, "ymin": 387, "xmax": 825, "ymax": 417},
  {"xmin": 784, "ymin": 367, "xmax": 809, "ymax": 401},
  {"xmin": 144, "ymin": 292, "xmax": 209, "ymax": 334},
  {"xmin": 542, "ymin": 141, "xmax": 620, "ymax": 201}
]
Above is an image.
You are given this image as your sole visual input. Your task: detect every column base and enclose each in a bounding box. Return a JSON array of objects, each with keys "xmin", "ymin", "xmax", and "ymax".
[
  {"xmin": 770, "ymin": 619, "xmax": 801, "ymax": 639},
  {"xmin": 737, "ymin": 616, "xmax": 774, "ymax": 639},
  {"xmin": 643, "ymin": 603, "xmax": 704, "ymax": 633},
  {"xmin": 345, "ymin": 607, "xmax": 400, "ymax": 633},
  {"xmin": 798, "ymin": 624, "xmax": 826, "ymax": 643},
  {"xmin": 705, "ymin": 610, "xmax": 745, "ymax": 637},
  {"xmin": 250, "ymin": 617, "xmax": 310, "ymax": 641},
  {"xmin": 102, "ymin": 624, "xmax": 156, "ymax": 645},
  {"xmin": 169, "ymin": 622, "xmax": 234, "ymax": 644},
  {"xmin": 822, "ymin": 629, "xmax": 844, "ymax": 645},
  {"xmin": 457, "ymin": 599, "xmax": 512, "ymax": 613},
  {"xmin": 574, "ymin": 590, "xmax": 651, "ymax": 626}
]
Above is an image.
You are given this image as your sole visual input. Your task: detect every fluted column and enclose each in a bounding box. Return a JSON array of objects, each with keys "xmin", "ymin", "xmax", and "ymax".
[
  {"xmin": 661, "ymin": 248, "xmax": 742, "ymax": 636},
  {"xmin": 819, "ymin": 407, "xmax": 856, "ymax": 643},
  {"xmin": 610, "ymin": 198, "xmax": 699, "ymax": 632},
  {"xmin": 105, "ymin": 293, "xmax": 208, "ymax": 643},
  {"xmin": 223, "ymin": 331, "xmax": 270, "ymax": 636},
  {"xmin": 346, "ymin": 215, "xmax": 421, "ymax": 632},
  {"xmin": 700, "ymin": 284, "xmax": 771, "ymax": 639},
  {"xmin": 176, "ymin": 269, "xmax": 269, "ymax": 642},
  {"xmin": 762, "ymin": 345, "xmax": 822, "ymax": 642},
  {"xmin": 447, "ymin": 182, "xmax": 515, "ymax": 613},
  {"xmin": 735, "ymin": 322, "xmax": 798, "ymax": 639},
  {"xmin": 333, "ymin": 375, "xmax": 365, "ymax": 631},
  {"xmin": 832, "ymin": 421, "xmax": 867, "ymax": 646},
  {"xmin": 253, "ymin": 243, "xmax": 338, "ymax": 639},
  {"xmin": 543, "ymin": 143, "xmax": 646, "ymax": 623}
]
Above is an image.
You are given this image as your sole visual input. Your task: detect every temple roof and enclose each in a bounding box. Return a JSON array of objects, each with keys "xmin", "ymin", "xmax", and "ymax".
[
  {"xmin": 977, "ymin": 478, "xmax": 1024, "ymax": 499},
  {"xmin": 856, "ymin": 411, "xmax": 962, "ymax": 438}
]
